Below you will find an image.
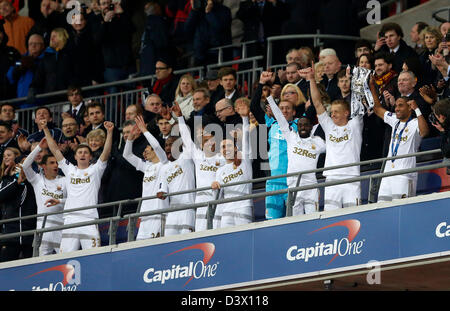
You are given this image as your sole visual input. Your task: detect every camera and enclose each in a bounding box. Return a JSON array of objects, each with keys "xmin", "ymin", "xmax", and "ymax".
[
  {"xmin": 378, "ymin": 31, "xmax": 385, "ymax": 39},
  {"xmin": 192, "ymin": 0, "xmax": 207, "ymax": 10},
  {"xmin": 109, "ymin": 3, "xmax": 115, "ymax": 11},
  {"xmin": 428, "ymin": 112, "xmax": 439, "ymax": 125}
]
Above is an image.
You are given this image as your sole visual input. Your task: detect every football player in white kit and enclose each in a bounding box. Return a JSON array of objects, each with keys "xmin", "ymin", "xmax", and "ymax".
[
  {"xmin": 171, "ymin": 102, "xmax": 225, "ymax": 231},
  {"xmin": 368, "ymin": 76, "xmax": 429, "ymax": 201},
  {"xmin": 123, "ymin": 115, "xmax": 169, "ymax": 239},
  {"xmin": 300, "ymin": 62, "xmax": 364, "ymax": 211},
  {"xmin": 267, "ymin": 96, "xmax": 326, "ymax": 215},
  {"xmin": 22, "ymin": 138, "xmax": 66, "ymax": 255},
  {"xmin": 41, "ymin": 119, "xmax": 114, "ymax": 253},
  {"xmin": 211, "ymin": 100, "xmax": 253, "ymax": 228},
  {"xmin": 156, "ymin": 134, "xmax": 196, "ymax": 236}
]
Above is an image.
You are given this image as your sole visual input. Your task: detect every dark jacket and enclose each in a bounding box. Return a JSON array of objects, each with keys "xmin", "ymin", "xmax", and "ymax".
[
  {"xmin": 100, "ymin": 133, "xmax": 148, "ymax": 217},
  {"xmin": 321, "ymin": 73, "xmax": 340, "ymax": 102},
  {"xmin": 94, "ymin": 13, "xmax": 134, "ymax": 69},
  {"xmin": 379, "ymin": 39, "xmax": 418, "ymax": 74},
  {"xmin": 139, "ymin": 14, "xmax": 170, "ymax": 76},
  {"xmin": 419, "ymin": 48, "xmax": 441, "ymax": 87},
  {"xmin": 184, "ymin": 3, "xmax": 232, "ymax": 64},
  {"xmin": 236, "ymin": 0, "xmax": 287, "ymax": 42},
  {"xmin": 0, "ymin": 32, "xmax": 21, "ymax": 100},
  {"xmin": 29, "ymin": 46, "xmax": 74, "ymax": 95},
  {"xmin": 66, "ymin": 26, "xmax": 104, "ymax": 86},
  {"xmin": 0, "ymin": 175, "xmax": 37, "ymax": 246},
  {"xmin": 7, "ymin": 51, "xmax": 45, "ymax": 101}
]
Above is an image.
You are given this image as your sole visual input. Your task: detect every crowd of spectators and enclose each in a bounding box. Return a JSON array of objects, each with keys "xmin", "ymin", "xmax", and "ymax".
[{"xmin": 1, "ymin": 0, "xmax": 450, "ymax": 262}]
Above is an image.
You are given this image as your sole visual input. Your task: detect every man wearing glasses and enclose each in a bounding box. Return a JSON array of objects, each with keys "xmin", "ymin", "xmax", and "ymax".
[{"xmin": 151, "ymin": 58, "xmax": 179, "ymax": 103}]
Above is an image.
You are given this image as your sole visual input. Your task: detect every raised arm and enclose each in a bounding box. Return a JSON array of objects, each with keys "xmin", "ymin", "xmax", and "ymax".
[
  {"xmin": 172, "ymin": 102, "xmax": 196, "ymax": 156},
  {"xmin": 122, "ymin": 125, "xmax": 142, "ymax": 169},
  {"xmin": 41, "ymin": 120, "xmax": 64, "ymax": 162},
  {"xmin": 135, "ymin": 115, "xmax": 168, "ymax": 164},
  {"xmin": 299, "ymin": 62, "xmax": 325, "ymax": 115},
  {"xmin": 22, "ymin": 138, "xmax": 47, "ymax": 180},
  {"xmin": 235, "ymin": 100, "xmax": 251, "ymax": 160},
  {"xmin": 408, "ymin": 100, "xmax": 430, "ymax": 138},
  {"xmin": 99, "ymin": 121, "xmax": 114, "ymax": 163},
  {"xmin": 368, "ymin": 75, "xmax": 387, "ymax": 120},
  {"xmin": 267, "ymin": 95, "xmax": 290, "ymax": 139}
]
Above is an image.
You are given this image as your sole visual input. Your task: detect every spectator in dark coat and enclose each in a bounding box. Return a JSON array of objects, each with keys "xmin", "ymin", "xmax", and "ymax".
[
  {"xmin": 0, "ymin": 20, "xmax": 21, "ymax": 101},
  {"xmin": 94, "ymin": 0, "xmax": 135, "ymax": 94},
  {"xmin": 139, "ymin": 1, "xmax": 170, "ymax": 76},
  {"xmin": 66, "ymin": 12, "xmax": 103, "ymax": 87},
  {"xmin": 184, "ymin": 0, "xmax": 232, "ymax": 65},
  {"xmin": 150, "ymin": 58, "xmax": 179, "ymax": 104},
  {"xmin": 27, "ymin": 0, "xmax": 70, "ymax": 45},
  {"xmin": 28, "ymin": 28, "xmax": 74, "ymax": 97},
  {"xmin": 374, "ymin": 22, "xmax": 418, "ymax": 74},
  {"xmin": 6, "ymin": 34, "xmax": 45, "ymax": 107},
  {"xmin": 0, "ymin": 121, "xmax": 19, "ymax": 167}
]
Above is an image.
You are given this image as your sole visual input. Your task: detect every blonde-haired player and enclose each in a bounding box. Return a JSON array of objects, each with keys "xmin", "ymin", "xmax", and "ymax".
[{"xmin": 300, "ymin": 62, "xmax": 364, "ymax": 211}]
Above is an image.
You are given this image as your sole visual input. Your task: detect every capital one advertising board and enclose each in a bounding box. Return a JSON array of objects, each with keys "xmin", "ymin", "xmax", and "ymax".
[{"xmin": 1, "ymin": 196, "xmax": 449, "ymax": 290}]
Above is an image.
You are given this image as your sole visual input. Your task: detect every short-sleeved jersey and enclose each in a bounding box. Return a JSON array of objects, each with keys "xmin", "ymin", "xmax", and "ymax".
[
  {"xmin": 383, "ymin": 111, "xmax": 421, "ymax": 179},
  {"xmin": 285, "ymin": 133, "xmax": 326, "ymax": 183},
  {"xmin": 158, "ymin": 152, "xmax": 196, "ymax": 208},
  {"xmin": 318, "ymin": 111, "xmax": 363, "ymax": 177},
  {"xmin": 26, "ymin": 172, "xmax": 66, "ymax": 226},
  {"xmin": 58, "ymin": 159, "xmax": 107, "ymax": 220}
]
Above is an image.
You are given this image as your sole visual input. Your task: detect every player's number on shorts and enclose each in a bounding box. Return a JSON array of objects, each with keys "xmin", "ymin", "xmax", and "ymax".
[{"xmin": 91, "ymin": 238, "xmax": 101, "ymax": 248}]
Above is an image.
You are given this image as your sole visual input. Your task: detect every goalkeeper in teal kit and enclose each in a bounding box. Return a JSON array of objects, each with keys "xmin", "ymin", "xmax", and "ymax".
[
  {"xmin": 265, "ymin": 110, "xmax": 298, "ymax": 219},
  {"xmin": 250, "ymin": 71, "xmax": 301, "ymax": 219}
]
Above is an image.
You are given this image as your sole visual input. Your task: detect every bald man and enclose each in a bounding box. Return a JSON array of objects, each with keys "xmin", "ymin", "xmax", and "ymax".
[{"xmin": 320, "ymin": 54, "xmax": 343, "ymax": 101}]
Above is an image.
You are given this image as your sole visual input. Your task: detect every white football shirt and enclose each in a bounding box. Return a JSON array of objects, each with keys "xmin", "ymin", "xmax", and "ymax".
[
  {"xmin": 383, "ymin": 111, "xmax": 421, "ymax": 179},
  {"xmin": 318, "ymin": 111, "xmax": 363, "ymax": 177},
  {"xmin": 22, "ymin": 146, "xmax": 66, "ymax": 227},
  {"xmin": 58, "ymin": 159, "xmax": 107, "ymax": 220},
  {"xmin": 178, "ymin": 116, "xmax": 226, "ymax": 202}
]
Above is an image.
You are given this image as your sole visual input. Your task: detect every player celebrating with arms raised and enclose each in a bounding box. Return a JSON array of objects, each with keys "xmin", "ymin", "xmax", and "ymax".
[
  {"xmin": 123, "ymin": 115, "xmax": 169, "ymax": 239},
  {"xmin": 267, "ymin": 95, "xmax": 326, "ymax": 215},
  {"xmin": 42, "ymin": 119, "xmax": 114, "ymax": 253},
  {"xmin": 21, "ymin": 138, "xmax": 67, "ymax": 255},
  {"xmin": 211, "ymin": 100, "xmax": 253, "ymax": 228},
  {"xmin": 171, "ymin": 102, "xmax": 225, "ymax": 231},
  {"xmin": 300, "ymin": 62, "xmax": 364, "ymax": 211},
  {"xmin": 368, "ymin": 75, "xmax": 429, "ymax": 201}
]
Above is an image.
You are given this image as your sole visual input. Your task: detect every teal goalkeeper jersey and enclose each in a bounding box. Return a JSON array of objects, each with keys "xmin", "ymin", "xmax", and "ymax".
[{"xmin": 265, "ymin": 115, "xmax": 298, "ymax": 185}]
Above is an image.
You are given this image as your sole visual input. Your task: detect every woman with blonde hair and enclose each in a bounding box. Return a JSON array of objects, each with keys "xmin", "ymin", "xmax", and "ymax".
[
  {"xmin": 86, "ymin": 129, "xmax": 106, "ymax": 163},
  {"xmin": 281, "ymin": 83, "xmax": 308, "ymax": 117},
  {"xmin": 174, "ymin": 74, "xmax": 197, "ymax": 120},
  {"xmin": 419, "ymin": 26, "xmax": 444, "ymax": 86}
]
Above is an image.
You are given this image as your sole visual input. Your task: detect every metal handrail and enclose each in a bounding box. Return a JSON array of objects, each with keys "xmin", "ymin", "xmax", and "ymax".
[
  {"xmin": 206, "ymin": 55, "xmax": 263, "ymax": 70},
  {"xmin": 0, "ymin": 66, "xmax": 205, "ymax": 106},
  {"xmin": 0, "ymin": 159, "xmax": 447, "ymax": 244},
  {"xmin": 0, "ymin": 148, "xmax": 444, "ymax": 242},
  {"xmin": 209, "ymin": 40, "xmax": 258, "ymax": 64},
  {"xmin": 0, "ymin": 148, "xmax": 442, "ymax": 227}
]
